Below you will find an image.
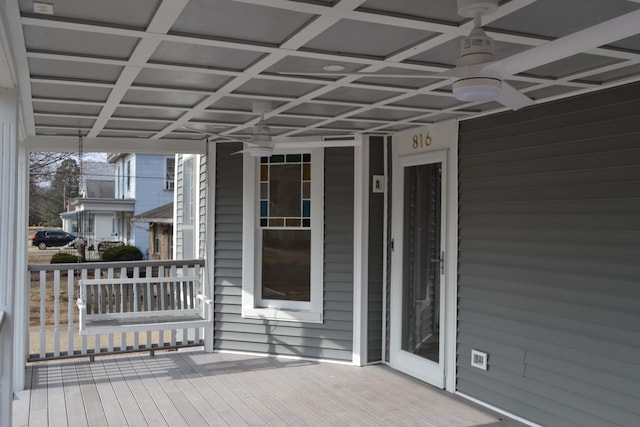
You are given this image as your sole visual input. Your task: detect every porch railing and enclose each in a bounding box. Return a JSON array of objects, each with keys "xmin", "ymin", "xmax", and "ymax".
[{"xmin": 27, "ymin": 259, "xmax": 206, "ymax": 361}]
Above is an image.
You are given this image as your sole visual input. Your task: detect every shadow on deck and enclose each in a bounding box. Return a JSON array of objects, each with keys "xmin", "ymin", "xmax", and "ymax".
[{"xmin": 14, "ymin": 349, "xmax": 526, "ymax": 426}]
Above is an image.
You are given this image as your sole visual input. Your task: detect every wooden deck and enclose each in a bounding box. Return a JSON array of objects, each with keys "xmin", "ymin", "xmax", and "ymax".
[{"xmin": 13, "ymin": 350, "xmax": 525, "ymax": 426}]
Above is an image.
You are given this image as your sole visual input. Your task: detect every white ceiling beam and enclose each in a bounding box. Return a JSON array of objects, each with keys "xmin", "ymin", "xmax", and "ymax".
[{"xmin": 26, "ymin": 136, "xmax": 208, "ymax": 154}]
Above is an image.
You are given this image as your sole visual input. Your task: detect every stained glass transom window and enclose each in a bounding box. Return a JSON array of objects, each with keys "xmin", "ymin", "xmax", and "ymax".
[{"xmin": 259, "ymin": 153, "xmax": 311, "ymax": 228}]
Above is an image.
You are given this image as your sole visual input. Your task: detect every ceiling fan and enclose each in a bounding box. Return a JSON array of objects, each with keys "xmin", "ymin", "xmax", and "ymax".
[
  {"xmin": 278, "ymin": 0, "xmax": 640, "ymax": 111},
  {"xmin": 182, "ymin": 102, "xmax": 275, "ymax": 157}
]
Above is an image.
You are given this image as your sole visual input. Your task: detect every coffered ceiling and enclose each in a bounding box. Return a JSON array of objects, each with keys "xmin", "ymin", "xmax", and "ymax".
[{"xmin": 3, "ymin": 0, "xmax": 640, "ymax": 149}]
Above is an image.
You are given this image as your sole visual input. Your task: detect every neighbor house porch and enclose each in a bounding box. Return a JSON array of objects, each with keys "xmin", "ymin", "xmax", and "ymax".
[{"xmin": 14, "ymin": 350, "xmax": 524, "ymax": 427}]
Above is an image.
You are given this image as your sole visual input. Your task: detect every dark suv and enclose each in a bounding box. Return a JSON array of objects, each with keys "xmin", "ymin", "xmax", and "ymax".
[{"xmin": 31, "ymin": 230, "xmax": 76, "ymax": 250}]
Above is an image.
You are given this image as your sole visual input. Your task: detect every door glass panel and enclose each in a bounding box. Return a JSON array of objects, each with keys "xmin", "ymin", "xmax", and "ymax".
[{"xmin": 402, "ymin": 162, "xmax": 442, "ymax": 363}]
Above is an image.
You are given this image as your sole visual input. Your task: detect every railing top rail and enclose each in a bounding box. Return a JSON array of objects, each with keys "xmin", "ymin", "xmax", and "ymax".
[{"xmin": 28, "ymin": 258, "xmax": 205, "ymax": 272}]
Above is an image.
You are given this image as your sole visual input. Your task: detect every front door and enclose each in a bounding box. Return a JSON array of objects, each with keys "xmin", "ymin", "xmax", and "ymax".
[{"xmin": 390, "ymin": 150, "xmax": 447, "ymax": 387}]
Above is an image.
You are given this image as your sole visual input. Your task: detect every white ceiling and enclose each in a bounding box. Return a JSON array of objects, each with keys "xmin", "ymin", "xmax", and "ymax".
[{"xmin": 4, "ymin": 0, "xmax": 640, "ymax": 149}]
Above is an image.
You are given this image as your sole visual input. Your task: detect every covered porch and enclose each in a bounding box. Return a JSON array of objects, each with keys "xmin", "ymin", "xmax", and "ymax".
[{"xmin": 14, "ymin": 350, "xmax": 523, "ymax": 427}]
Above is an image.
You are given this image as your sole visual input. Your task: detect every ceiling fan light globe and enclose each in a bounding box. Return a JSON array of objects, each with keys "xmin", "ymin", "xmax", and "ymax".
[{"xmin": 453, "ymin": 77, "xmax": 501, "ymax": 102}]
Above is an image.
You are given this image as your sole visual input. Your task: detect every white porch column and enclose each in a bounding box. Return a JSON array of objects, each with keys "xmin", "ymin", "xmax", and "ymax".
[
  {"xmin": 352, "ymin": 142, "xmax": 369, "ymax": 366},
  {"xmin": 0, "ymin": 87, "xmax": 20, "ymax": 427}
]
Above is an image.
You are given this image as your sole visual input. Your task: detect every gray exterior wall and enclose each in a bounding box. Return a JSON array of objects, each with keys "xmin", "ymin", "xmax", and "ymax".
[
  {"xmin": 199, "ymin": 154, "xmax": 207, "ymax": 259},
  {"xmin": 214, "ymin": 143, "xmax": 354, "ymax": 361},
  {"xmin": 367, "ymin": 136, "xmax": 385, "ymax": 363},
  {"xmin": 457, "ymin": 82, "xmax": 640, "ymax": 427}
]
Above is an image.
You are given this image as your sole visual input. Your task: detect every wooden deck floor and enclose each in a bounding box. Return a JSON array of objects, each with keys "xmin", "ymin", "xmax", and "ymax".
[{"xmin": 13, "ymin": 349, "xmax": 525, "ymax": 427}]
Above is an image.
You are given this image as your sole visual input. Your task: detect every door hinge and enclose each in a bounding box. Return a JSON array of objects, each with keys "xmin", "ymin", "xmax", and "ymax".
[{"xmin": 390, "ymin": 238, "xmax": 394, "ymax": 252}]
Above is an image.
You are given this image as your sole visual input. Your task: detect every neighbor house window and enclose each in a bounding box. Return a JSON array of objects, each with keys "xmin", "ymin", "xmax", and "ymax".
[
  {"xmin": 165, "ymin": 157, "xmax": 175, "ymax": 190},
  {"xmin": 126, "ymin": 159, "xmax": 131, "ymax": 191},
  {"xmin": 242, "ymin": 149, "xmax": 323, "ymax": 323},
  {"xmin": 153, "ymin": 224, "xmax": 160, "ymax": 254}
]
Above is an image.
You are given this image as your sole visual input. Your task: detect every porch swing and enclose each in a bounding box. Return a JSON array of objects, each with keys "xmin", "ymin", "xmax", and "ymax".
[{"xmin": 76, "ymin": 136, "xmax": 213, "ymax": 337}]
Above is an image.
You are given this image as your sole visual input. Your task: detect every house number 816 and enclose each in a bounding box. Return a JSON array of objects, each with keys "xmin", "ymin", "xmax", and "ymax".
[{"xmin": 412, "ymin": 133, "xmax": 432, "ymax": 149}]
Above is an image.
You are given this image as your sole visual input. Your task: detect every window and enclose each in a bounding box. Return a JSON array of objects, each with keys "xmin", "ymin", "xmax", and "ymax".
[
  {"xmin": 165, "ymin": 157, "xmax": 175, "ymax": 190},
  {"xmin": 126, "ymin": 159, "xmax": 131, "ymax": 191},
  {"xmin": 153, "ymin": 224, "xmax": 160, "ymax": 254},
  {"xmin": 242, "ymin": 149, "xmax": 324, "ymax": 323}
]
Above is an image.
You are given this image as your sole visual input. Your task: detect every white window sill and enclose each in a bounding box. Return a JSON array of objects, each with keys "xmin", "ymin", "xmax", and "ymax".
[{"xmin": 242, "ymin": 307, "xmax": 323, "ymax": 324}]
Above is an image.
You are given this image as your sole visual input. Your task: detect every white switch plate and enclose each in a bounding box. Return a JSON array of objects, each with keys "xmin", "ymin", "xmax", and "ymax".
[
  {"xmin": 471, "ymin": 349, "xmax": 488, "ymax": 370},
  {"xmin": 372, "ymin": 175, "xmax": 385, "ymax": 193},
  {"xmin": 33, "ymin": 2, "xmax": 54, "ymax": 14}
]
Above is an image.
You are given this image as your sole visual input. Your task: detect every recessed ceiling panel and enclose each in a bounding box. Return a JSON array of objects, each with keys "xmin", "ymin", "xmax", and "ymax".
[
  {"xmin": 266, "ymin": 57, "xmax": 366, "ymax": 77},
  {"xmin": 608, "ymin": 34, "xmax": 640, "ymax": 53},
  {"xmin": 233, "ymin": 78, "xmax": 322, "ymax": 98},
  {"xmin": 389, "ymin": 93, "xmax": 462, "ymax": 110},
  {"xmin": 408, "ymin": 38, "xmax": 530, "ymax": 67},
  {"xmin": 113, "ymin": 107, "xmax": 185, "ymax": 120},
  {"xmin": 121, "ymin": 89, "xmax": 205, "ymax": 108},
  {"xmin": 283, "ymin": 102, "xmax": 357, "ymax": 118},
  {"xmin": 317, "ymin": 87, "xmax": 401, "ymax": 104},
  {"xmin": 191, "ymin": 111, "xmax": 255, "ymax": 124},
  {"xmin": 303, "ymin": 19, "xmax": 436, "ymax": 59},
  {"xmin": 99, "ymin": 130, "xmax": 156, "ymax": 138},
  {"xmin": 579, "ymin": 63, "xmax": 640, "ymax": 84},
  {"xmin": 31, "ymin": 82, "xmax": 111, "ymax": 102},
  {"xmin": 35, "ymin": 116, "xmax": 96, "ymax": 128},
  {"xmin": 350, "ymin": 108, "xmax": 422, "ymax": 121},
  {"xmin": 37, "ymin": 126, "xmax": 90, "ymax": 136},
  {"xmin": 28, "ymin": 58, "xmax": 123, "ymax": 83},
  {"xmin": 356, "ymin": 69, "xmax": 442, "ymax": 90},
  {"xmin": 359, "ymin": 0, "xmax": 466, "ymax": 25},
  {"xmin": 33, "ymin": 102, "xmax": 103, "ymax": 116},
  {"xmin": 207, "ymin": 97, "xmax": 286, "ymax": 112},
  {"xmin": 105, "ymin": 119, "xmax": 167, "ymax": 131},
  {"xmin": 524, "ymin": 54, "xmax": 624, "ymax": 79},
  {"xmin": 19, "ymin": 0, "xmax": 160, "ymax": 29},
  {"xmin": 150, "ymin": 41, "xmax": 265, "ymax": 70},
  {"xmin": 321, "ymin": 119, "xmax": 381, "ymax": 131},
  {"xmin": 23, "ymin": 26, "xmax": 138, "ymax": 59},
  {"xmin": 134, "ymin": 69, "xmax": 230, "ymax": 91},
  {"xmin": 526, "ymin": 85, "xmax": 579, "ymax": 100},
  {"xmin": 171, "ymin": 0, "xmax": 314, "ymax": 45},
  {"xmin": 488, "ymin": 0, "xmax": 640, "ymax": 39},
  {"xmin": 265, "ymin": 116, "xmax": 322, "ymax": 128}
]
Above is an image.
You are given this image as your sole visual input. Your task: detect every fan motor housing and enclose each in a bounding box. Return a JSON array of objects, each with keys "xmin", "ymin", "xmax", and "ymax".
[{"xmin": 458, "ymin": 27, "xmax": 494, "ymax": 66}]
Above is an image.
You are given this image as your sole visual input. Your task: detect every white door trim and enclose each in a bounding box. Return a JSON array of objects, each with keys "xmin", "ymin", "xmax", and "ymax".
[
  {"xmin": 388, "ymin": 119, "xmax": 459, "ymax": 392},
  {"xmin": 390, "ymin": 149, "xmax": 448, "ymax": 387}
]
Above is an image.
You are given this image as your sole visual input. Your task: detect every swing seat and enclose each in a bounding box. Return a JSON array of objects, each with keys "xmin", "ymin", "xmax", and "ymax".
[{"xmin": 77, "ymin": 275, "xmax": 212, "ymax": 335}]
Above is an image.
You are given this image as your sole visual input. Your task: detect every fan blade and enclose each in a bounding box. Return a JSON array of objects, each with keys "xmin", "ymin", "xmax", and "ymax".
[
  {"xmin": 496, "ymin": 82, "xmax": 535, "ymax": 111},
  {"xmin": 496, "ymin": 9, "xmax": 640, "ymax": 76}
]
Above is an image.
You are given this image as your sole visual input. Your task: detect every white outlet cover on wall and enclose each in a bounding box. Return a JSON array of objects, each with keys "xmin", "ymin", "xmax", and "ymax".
[{"xmin": 471, "ymin": 349, "xmax": 488, "ymax": 370}]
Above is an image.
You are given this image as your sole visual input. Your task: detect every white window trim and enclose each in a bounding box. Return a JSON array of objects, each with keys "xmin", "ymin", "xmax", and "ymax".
[{"xmin": 242, "ymin": 148, "xmax": 324, "ymax": 323}]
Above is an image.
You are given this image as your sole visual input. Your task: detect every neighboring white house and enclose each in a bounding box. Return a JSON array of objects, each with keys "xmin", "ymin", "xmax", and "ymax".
[
  {"xmin": 109, "ymin": 153, "xmax": 175, "ymax": 258},
  {"xmin": 60, "ymin": 161, "xmax": 133, "ymax": 247}
]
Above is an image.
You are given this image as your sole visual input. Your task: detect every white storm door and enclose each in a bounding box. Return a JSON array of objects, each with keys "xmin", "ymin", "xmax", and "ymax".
[{"xmin": 390, "ymin": 150, "xmax": 447, "ymax": 388}]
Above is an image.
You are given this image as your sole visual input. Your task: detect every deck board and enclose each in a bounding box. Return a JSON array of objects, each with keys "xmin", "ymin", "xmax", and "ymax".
[{"xmin": 15, "ymin": 349, "xmax": 527, "ymax": 426}]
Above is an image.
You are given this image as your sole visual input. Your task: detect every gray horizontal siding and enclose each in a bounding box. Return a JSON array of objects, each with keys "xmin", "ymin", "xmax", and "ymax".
[
  {"xmin": 213, "ymin": 144, "xmax": 354, "ymax": 361},
  {"xmin": 457, "ymin": 82, "xmax": 640, "ymax": 427},
  {"xmin": 174, "ymin": 153, "xmax": 184, "ymax": 260},
  {"xmin": 368, "ymin": 136, "xmax": 384, "ymax": 363}
]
